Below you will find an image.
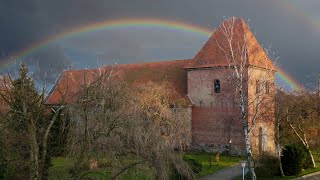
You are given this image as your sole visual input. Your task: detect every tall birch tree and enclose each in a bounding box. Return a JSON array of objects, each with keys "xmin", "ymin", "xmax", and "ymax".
[{"xmin": 215, "ymin": 17, "xmax": 275, "ymax": 180}]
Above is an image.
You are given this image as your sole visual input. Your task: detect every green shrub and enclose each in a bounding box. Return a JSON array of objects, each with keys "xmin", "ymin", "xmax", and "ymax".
[
  {"xmin": 182, "ymin": 157, "xmax": 202, "ymax": 174},
  {"xmin": 170, "ymin": 167, "xmax": 187, "ymax": 180},
  {"xmin": 0, "ymin": 141, "xmax": 7, "ymax": 179},
  {"xmin": 255, "ymin": 154, "xmax": 280, "ymax": 177},
  {"xmin": 302, "ymin": 151, "xmax": 313, "ymax": 169},
  {"xmin": 281, "ymin": 144, "xmax": 308, "ymax": 176},
  {"xmin": 170, "ymin": 157, "xmax": 200, "ymax": 180}
]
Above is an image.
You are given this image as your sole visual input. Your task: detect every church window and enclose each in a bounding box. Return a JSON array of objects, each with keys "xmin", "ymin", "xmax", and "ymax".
[
  {"xmin": 256, "ymin": 80, "xmax": 260, "ymax": 94},
  {"xmin": 266, "ymin": 81, "xmax": 270, "ymax": 94},
  {"xmin": 214, "ymin": 79, "xmax": 221, "ymax": 93},
  {"xmin": 259, "ymin": 127, "xmax": 267, "ymax": 154}
]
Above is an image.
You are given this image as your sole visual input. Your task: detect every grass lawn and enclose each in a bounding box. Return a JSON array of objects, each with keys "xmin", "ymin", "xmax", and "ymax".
[
  {"xmin": 232, "ymin": 156, "xmax": 320, "ymax": 180},
  {"xmin": 298, "ymin": 161, "xmax": 320, "ymax": 175},
  {"xmin": 49, "ymin": 153, "xmax": 244, "ymax": 179},
  {"xmin": 48, "ymin": 157, "xmax": 73, "ymax": 180},
  {"xmin": 184, "ymin": 152, "xmax": 244, "ymax": 177},
  {"xmin": 265, "ymin": 157, "xmax": 320, "ymax": 180},
  {"xmin": 49, "ymin": 153, "xmax": 320, "ymax": 179},
  {"xmin": 49, "ymin": 157, "xmax": 153, "ymax": 180}
]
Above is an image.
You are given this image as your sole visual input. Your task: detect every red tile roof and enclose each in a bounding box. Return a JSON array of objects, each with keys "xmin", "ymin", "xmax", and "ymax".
[
  {"xmin": 186, "ymin": 17, "xmax": 274, "ymax": 70},
  {"xmin": 45, "ymin": 17, "xmax": 275, "ymax": 106},
  {"xmin": 45, "ymin": 59, "xmax": 191, "ymax": 105}
]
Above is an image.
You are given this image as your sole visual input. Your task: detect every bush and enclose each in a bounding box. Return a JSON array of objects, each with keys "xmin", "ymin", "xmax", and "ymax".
[
  {"xmin": 0, "ymin": 140, "xmax": 7, "ymax": 179},
  {"xmin": 170, "ymin": 157, "xmax": 200, "ymax": 180},
  {"xmin": 281, "ymin": 144, "xmax": 308, "ymax": 176},
  {"xmin": 182, "ymin": 157, "xmax": 202, "ymax": 174},
  {"xmin": 255, "ymin": 154, "xmax": 280, "ymax": 178},
  {"xmin": 0, "ymin": 139, "xmax": 17, "ymax": 180}
]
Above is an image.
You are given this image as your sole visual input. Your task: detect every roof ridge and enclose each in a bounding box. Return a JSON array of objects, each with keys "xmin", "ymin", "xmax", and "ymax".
[
  {"xmin": 101, "ymin": 59, "xmax": 192, "ymax": 68},
  {"xmin": 189, "ymin": 17, "xmax": 275, "ymax": 70},
  {"xmin": 61, "ymin": 59, "xmax": 192, "ymax": 74}
]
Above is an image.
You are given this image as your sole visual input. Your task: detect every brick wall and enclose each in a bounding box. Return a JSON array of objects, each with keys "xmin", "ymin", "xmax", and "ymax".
[
  {"xmin": 247, "ymin": 67, "xmax": 276, "ymax": 155},
  {"xmin": 191, "ymin": 106, "xmax": 245, "ymax": 153},
  {"xmin": 188, "ymin": 67, "xmax": 247, "ymax": 153},
  {"xmin": 187, "ymin": 66, "xmax": 276, "ymax": 155},
  {"xmin": 187, "ymin": 67, "xmax": 240, "ymax": 107}
]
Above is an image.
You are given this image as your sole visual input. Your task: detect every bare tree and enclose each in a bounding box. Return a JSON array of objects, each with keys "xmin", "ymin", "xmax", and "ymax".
[
  {"xmin": 65, "ymin": 68, "xmax": 194, "ymax": 179},
  {"xmin": 128, "ymin": 81, "xmax": 194, "ymax": 179},
  {"xmin": 215, "ymin": 17, "xmax": 275, "ymax": 180},
  {"xmin": 65, "ymin": 68, "xmax": 129, "ymax": 177},
  {"xmin": 279, "ymin": 91, "xmax": 318, "ymax": 168}
]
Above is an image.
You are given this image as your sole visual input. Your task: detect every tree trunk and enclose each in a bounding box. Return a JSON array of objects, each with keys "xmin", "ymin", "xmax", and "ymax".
[
  {"xmin": 40, "ymin": 107, "xmax": 63, "ymax": 176},
  {"xmin": 28, "ymin": 122, "xmax": 40, "ymax": 180},
  {"xmin": 306, "ymin": 144, "xmax": 317, "ymax": 168},
  {"xmin": 243, "ymin": 125, "xmax": 256, "ymax": 180},
  {"xmin": 286, "ymin": 109, "xmax": 317, "ymax": 168},
  {"xmin": 275, "ymin": 114, "xmax": 285, "ymax": 176},
  {"xmin": 239, "ymin": 90, "xmax": 256, "ymax": 180},
  {"xmin": 277, "ymin": 145, "xmax": 285, "ymax": 176}
]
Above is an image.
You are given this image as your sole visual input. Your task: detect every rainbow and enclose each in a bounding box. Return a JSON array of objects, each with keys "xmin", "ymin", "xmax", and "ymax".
[
  {"xmin": 276, "ymin": 68, "xmax": 303, "ymax": 91},
  {"xmin": 2, "ymin": 18, "xmax": 211, "ymax": 66},
  {"xmin": 1, "ymin": 17, "xmax": 303, "ymax": 90},
  {"xmin": 272, "ymin": 0, "xmax": 320, "ymax": 33}
]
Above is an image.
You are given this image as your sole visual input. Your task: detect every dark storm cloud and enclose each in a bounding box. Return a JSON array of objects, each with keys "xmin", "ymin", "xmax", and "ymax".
[
  {"xmin": 0, "ymin": 45, "xmax": 72, "ymax": 88},
  {"xmin": 24, "ymin": 45, "xmax": 72, "ymax": 83},
  {"xmin": 60, "ymin": 28, "xmax": 206, "ymax": 65},
  {"xmin": 1, "ymin": 0, "xmax": 320, "ymax": 88}
]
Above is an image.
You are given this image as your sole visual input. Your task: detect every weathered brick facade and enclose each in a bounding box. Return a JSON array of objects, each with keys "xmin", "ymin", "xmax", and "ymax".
[
  {"xmin": 184, "ymin": 18, "xmax": 276, "ymax": 155},
  {"xmin": 186, "ymin": 66, "xmax": 276, "ymax": 155},
  {"xmin": 46, "ymin": 17, "xmax": 276, "ymax": 155},
  {"xmin": 187, "ymin": 68, "xmax": 246, "ymax": 153},
  {"xmin": 247, "ymin": 67, "xmax": 276, "ymax": 155}
]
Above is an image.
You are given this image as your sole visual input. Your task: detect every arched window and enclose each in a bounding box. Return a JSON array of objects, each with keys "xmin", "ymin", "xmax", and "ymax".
[
  {"xmin": 266, "ymin": 81, "xmax": 270, "ymax": 94},
  {"xmin": 259, "ymin": 126, "xmax": 267, "ymax": 154},
  {"xmin": 214, "ymin": 79, "xmax": 220, "ymax": 93}
]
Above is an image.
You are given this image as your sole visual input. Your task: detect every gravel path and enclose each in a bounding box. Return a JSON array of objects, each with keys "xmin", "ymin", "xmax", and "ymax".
[{"xmin": 201, "ymin": 164, "xmax": 244, "ymax": 180}]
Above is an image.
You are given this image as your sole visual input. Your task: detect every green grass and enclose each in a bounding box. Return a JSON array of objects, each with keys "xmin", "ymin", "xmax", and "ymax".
[
  {"xmin": 48, "ymin": 157, "xmax": 73, "ymax": 180},
  {"xmin": 232, "ymin": 156, "xmax": 320, "ymax": 180},
  {"xmin": 48, "ymin": 157, "xmax": 154, "ymax": 179},
  {"xmin": 297, "ymin": 161, "xmax": 320, "ymax": 176},
  {"xmin": 49, "ymin": 153, "xmax": 320, "ymax": 179},
  {"xmin": 267, "ymin": 156, "xmax": 320, "ymax": 180},
  {"xmin": 232, "ymin": 175, "xmax": 294, "ymax": 180},
  {"xmin": 183, "ymin": 152, "xmax": 244, "ymax": 177},
  {"xmin": 49, "ymin": 153, "xmax": 243, "ymax": 179}
]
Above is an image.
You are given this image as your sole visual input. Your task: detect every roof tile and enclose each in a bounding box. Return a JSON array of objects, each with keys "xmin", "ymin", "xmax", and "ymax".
[
  {"xmin": 186, "ymin": 17, "xmax": 274, "ymax": 70},
  {"xmin": 45, "ymin": 59, "xmax": 191, "ymax": 105}
]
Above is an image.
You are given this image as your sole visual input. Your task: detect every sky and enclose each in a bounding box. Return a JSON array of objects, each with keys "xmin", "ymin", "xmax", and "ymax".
[{"xmin": 0, "ymin": 0, "xmax": 320, "ymax": 90}]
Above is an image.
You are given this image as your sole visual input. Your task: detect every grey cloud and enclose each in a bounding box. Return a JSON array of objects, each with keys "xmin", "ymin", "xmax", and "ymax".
[
  {"xmin": 23, "ymin": 45, "xmax": 71, "ymax": 85},
  {"xmin": 0, "ymin": 0, "xmax": 320, "ymax": 89}
]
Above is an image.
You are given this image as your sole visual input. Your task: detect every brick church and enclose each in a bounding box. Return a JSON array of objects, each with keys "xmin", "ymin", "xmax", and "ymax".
[{"xmin": 45, "ymin": 18, "xmax": 276, "ymax": 155}]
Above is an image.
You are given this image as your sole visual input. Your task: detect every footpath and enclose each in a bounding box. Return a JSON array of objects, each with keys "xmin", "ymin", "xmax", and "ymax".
[{"xmin": 201, "ymin": 164, "xmax": 243, "ymax": 180}]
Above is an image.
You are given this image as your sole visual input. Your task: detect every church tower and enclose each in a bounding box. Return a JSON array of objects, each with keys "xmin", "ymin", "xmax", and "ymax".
[{"xmin": 186, "ymin": 17, "xmax": 276, "ymax": 154}]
